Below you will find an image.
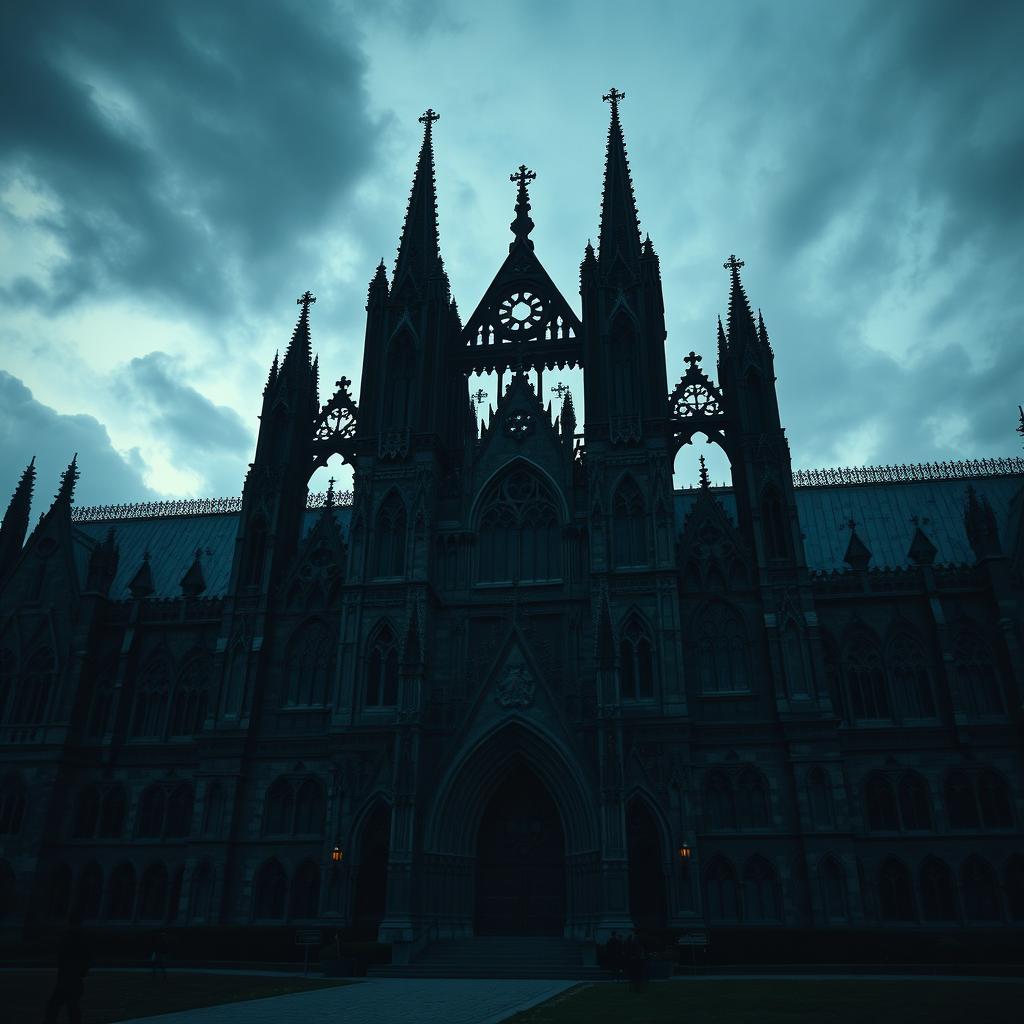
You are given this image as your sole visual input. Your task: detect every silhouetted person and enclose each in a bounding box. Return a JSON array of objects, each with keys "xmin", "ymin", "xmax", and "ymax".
[
  {"xmin": 150, "ymin": 930, "xmax": 169, "ymax": 979},
  {"xmin": 44, "ymin": 908, "xmax": 92, "ymax": 1024}
]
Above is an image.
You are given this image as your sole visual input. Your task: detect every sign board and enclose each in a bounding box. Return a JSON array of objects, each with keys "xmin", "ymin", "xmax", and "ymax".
[
  {"xmin": 676, "ymin": 931, "xmax": 709, "ymax": 947},
  {"xmin": 295, "ymin": 928, "xmax": 321, "ymax": 946}
]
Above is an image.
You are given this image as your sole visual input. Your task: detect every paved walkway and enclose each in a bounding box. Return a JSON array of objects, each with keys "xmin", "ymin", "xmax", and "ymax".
[{"xmin": 119, "ymin": 978, "xmax": 578, "ymax": 1024}]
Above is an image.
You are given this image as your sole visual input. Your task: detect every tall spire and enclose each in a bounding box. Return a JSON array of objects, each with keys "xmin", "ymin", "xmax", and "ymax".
[
  {"xmin": 509, "ymin": 163, "xmax": 537, "ymax": 251},
  {"xmin": 393, "ymin": 108, "xmax": 443, "ymax": 286},
  {"xmin": 54, "ymin": 453, "xmax": 79, "ymax": 510},
  {"xmin": 280, "ymin": 290, "xmax": 315, "ymax": 378},
  {"xmin": 598, "ymin": 87, "xmax": 642, "ymax": 263},
  {"xmin": 0, "ymin": 456, "xmax": 35, "ymax": 576},
  {"xmin": 723, "ymin": 254, "xmax": 758, "ymax": 351}
]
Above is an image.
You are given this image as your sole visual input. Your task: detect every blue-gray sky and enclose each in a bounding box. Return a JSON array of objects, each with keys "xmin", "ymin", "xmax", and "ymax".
[{"xmin": 1, "ymin": 0, "xmax": 1021, "ymax": 506}]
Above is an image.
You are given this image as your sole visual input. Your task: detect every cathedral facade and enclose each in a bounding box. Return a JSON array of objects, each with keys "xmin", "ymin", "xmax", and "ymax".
[{"xmin": 1, "ymin": 93, "xmax": 1023, "ymax": 958}]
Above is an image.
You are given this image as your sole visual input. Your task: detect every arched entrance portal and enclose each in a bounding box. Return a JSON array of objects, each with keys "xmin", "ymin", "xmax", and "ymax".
[
  {"xmin": 476, "ymin": 768, "xmax": 566, "ymax": 935},
  {"xmin": 627, "ymin": 799, "xmax": 667, "ymax": 930},
  {"xmin": 352, "ymin": 802, "xmax": 390, "ymax": 936}
]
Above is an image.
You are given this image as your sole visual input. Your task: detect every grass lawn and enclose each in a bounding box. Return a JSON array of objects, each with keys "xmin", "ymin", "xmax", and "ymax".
[
  {"xmin": 0, "ymin": 969, "xmax": 353, "ymax": 1023},
  {"xmin": 507, "ymin": 979, "xmax": 1023, "ymax": 1024}
]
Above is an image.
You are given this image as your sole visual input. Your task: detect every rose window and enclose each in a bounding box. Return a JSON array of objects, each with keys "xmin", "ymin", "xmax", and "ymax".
[{"xmin": 498, "ymin": 291, "xmax": 544, "ymax": 333}]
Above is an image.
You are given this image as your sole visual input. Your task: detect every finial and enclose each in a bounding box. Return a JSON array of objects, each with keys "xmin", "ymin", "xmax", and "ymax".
[
  {"xmin": 297, "ymin": 290, "xmax": 316, "ymax": 314},
  {"xmin": 509, "ymin": 163, "xmax": 537, "ymax": 247},
  {"xmin": 419, "ymin": 107, "xmax": 440, "ymax": 130},
  {"xmin": 550, "ymin": 382, "xmax": 570, "ymax": 401},
  {"xmin": 684, "ymin": 351, "xmax": 702, "ymax": 370},
  {"xmin": 325, "ymin": 477, "xmax": 336, "ymax": 509},
  {"xmin": 602, "ymin": 86, "xmax": 625, "ymax": 109},
  {"xmin": 723, "ymin": 254, "xmax": 745, "ymax": 273},
  {"xmin": 510, "ymin": 164, "xmax": 537, "ymax": 191},
  {"xmin": 698, "ymin": 455, "xmax": 710, "ymax": 490}
]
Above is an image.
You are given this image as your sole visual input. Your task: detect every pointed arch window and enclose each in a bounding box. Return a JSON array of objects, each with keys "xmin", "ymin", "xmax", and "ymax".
[
  {"xmin": 896, "ymin": 773, "xmax": 931, "ymax": 830},
  {"xmin": 0, "ymin": 774, "xmax": 27, "ymax": 836},
  {"xmin": 704, "ymin": 856, "xmax": 739, "ymax": 922},
  {"xmin": 477, "ymin": 468, "xmax": 561, "ymax": 583},
  {"xmin": 878, "ymin": 858, "xmax": 914, "ymax": 922},
  {"xmin": 107, "ymin": 862, "xmax": 136, "ymax": 920},
  {"xmin": 169, "ymin": 656, "xmax": 209, "ymax": 736},
  {"xmin": 72, "ymin": 784, "xmax": 100, "ymax": 838},
  {"xmin": 704, "ymin": 770, "xmax": 736, "ymax": 830},
  {"xmin": 137, "ymin": 785, "xmax": 166, "ymax": 838},
  {"xmin": 384, "ymin": 332, "xmax": 416, "ymax": 431},
  {"xmin": 887, "ymin": 633, "xmax": 936, "ymax": 720},
  {"xmin": 253, "ymin": 859, "xmax": 287, "ymax": 920},
  {"xmin": 865, "ymin": 773, "xmax": 898, "ymax": 831},
  {"xmin": 945, "ymin": 770, "xmax": 979, "ymax": 829},
  {"xmin": 366, "ymin": 624, "xmax": 399, "ymax": 708},
  {"xmin": 619, "ymin": 617, "xmax": 654, "ymax": 701},
  {"xmin": 808, "ymin": 768, "xmax": 834, "ymax": 830},
  {"xmin": 263, "ymin": 778, "xmax": 293, "ymax": 836},
  {"xmin": 131, "ymin": 652, "xmax": 172, "ymax": 738},
  {"xmin": 613, "ymin": 477, "xmax": 647, "ymax": 568},
  {"xmin": 736, "ymin": 768, "xmax": 771, "ymax": 828},
  {"xmin": 99, "ymin": 786, "xmax": 126, "ymax": 838},
  {"xmin": 977, "ymin": 770, "xmax": 1012, "ymax": 828},
  {"xmin": 820, "ymin": 856, "xmax": 847, "ymax": 920},
  {"xmin": 284, "ymin": 620, "xmax": 333, "ymax": 707},
  {"xmin": 919, "ymin": 857, "xmax": 957, "ymax": 921},
  {"xmin": 842, "ymin": 629, "xmax": 890, "ymax": 720},
  {"xmin": 9, "ymin": 647, "xmax": 53, "ymax": 733},
  {"xmin": 783, "ymin": 620, "xmax": 811, "ymax": 697},
  {"xmin": 374, "ymin": 492, "xmax": 407, "ymax": 578},
  {"xmin": 694, "ymin": 602, "xmax": 749, "ymax": 694},
  {"xmin": 291, "ymin": 860, "xmax": 321, "ymax": 919},
  {"xmin": 760, "ymin": 486, "xmax": 789, "ymax": 559},
  {"xmin": 610, "ymin": 313, "xmax": 638, "ymax": 417},
  {"xmin": 743, "ymin": 856, "xmax": 781, "ymax": 921},
  {"xmin": 961, "ymin": 857, "xmax": 1000, "ymax": 921},
  {"xmin": 953, "ymin": 626, "xmax": 1004, "ymax": 716}
]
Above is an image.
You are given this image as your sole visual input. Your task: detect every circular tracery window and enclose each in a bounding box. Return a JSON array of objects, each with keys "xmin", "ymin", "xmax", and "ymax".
[{"xmin": 499, "ymin": 291, "xmax": 543, "ymax": 332}]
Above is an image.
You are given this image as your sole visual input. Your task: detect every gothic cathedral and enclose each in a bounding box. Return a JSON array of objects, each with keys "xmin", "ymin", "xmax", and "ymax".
[{"xmin": 1, "ymin": 92, "xmax": 1023, "ymax": 959}]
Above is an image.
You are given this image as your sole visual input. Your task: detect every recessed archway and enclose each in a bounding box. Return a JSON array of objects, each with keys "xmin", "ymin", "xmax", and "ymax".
[
  {"xmin": 626, "ymin": 797, "xmax": 667, "ymax": 930},
  {"xmin": 673, "ymin": 432, "xmax": 732, "ymax": 490},
  {"xmin": 352, "ymin": 801, "xmax": 390, "ymax": 937}
]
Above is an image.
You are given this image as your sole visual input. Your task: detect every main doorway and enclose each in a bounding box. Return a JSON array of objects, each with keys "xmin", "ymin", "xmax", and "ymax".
[
  {"xmin": 627, "ymin": 799, "xmax": 667, "ymax": 930},
  {"xmin": 476, "ymin": 768, "xmax": 566, "ymax": 935},
  {"xmin": 352, "ymin": 802, "xmax": 390, "ymax": 936}
]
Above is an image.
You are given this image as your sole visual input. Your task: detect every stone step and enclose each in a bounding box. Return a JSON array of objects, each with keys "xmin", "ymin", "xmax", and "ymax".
[{"xmin": 367, "ymin": 964, "xmax": 608, "ymax": 980}]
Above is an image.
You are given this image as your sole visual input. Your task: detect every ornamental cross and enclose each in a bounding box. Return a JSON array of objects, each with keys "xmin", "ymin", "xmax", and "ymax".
[
  {"xmin": 419, "ymin": 108, "xmax": 440, "ymax": 127},
  {"xmin": 602, "ymin": 86, "xmax": 625, "ymax": 106},
  {"xmin": 684, "ymin": 351, "xmax": 702, "ymax": 369},
  {"xmin": 297, "ymin": 290, "xmax": 316, "ymax": 313},
  {"xmin": 723, "ymin": 254, "xmax": 745, "ymax": 272},
  {"xmin": 510, "ymin": 164, "xmax": 537, "ymax": 189},
  {"xmin": 336, "ymin": 376, "xmax": 351, "ymax": 392},
  {"xmin": 472, "ymin": 388, "xmax": 488, "ymax": 406},
  {"xmin": 550, "ymin": 382, "xmax": 570, "ymax": 401}
]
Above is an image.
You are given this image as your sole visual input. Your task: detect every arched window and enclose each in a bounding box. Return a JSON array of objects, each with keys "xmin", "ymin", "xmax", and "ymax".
[
  {"xmin": 704, "ymin": 770, "xmax": 735, "ymax": 830},
  {"xmin": 919, "ymin": 857, "xmax": 957, "ymax": 921},
  {"xmin": 478, "ymin": 468, "xmax": 561, "ymax": 583},
  {"xmin": 138, "ymin": 863, "xmax": 168, "ymax": 920},
  {"xmin": 48, "ymin": 863, "xmax": 73, "ymax": 921},
  {"xmin": 384, "ymin": 332, "xmax": 415, "ymax": 430},
  {"xmin": 843, "ymin": 629, "xmax": 890, "ymax": 720},
  {"xmin": 704, "ymin": 856, "xmax": 739, "ymax": 922},
  {"xmin": 808, "ymin": 768, "xmax": 834, "ymax": 830},
  {"xmin": 169, "ymin": 657, "xmax": 209, "ymax": 736},
  {"xmin": 961, "ymin": 857, "xmax": 1000, "ymax": 921},
  {"xmin": 263, "ymin": 778, "xmax": 293, "ymax": 836},
  {"xmin": 612, "ymin": 477, "xmax": 647, "ymax": 567},
  {"xmin": 76, "ymin": 863, "xmax": 103, "ymax": 921},
  {"xmin": 99, "ymin": 786, "xmax": 126, "ymax": 838},
  {"xmin": 887, "ymin": 633, "xmax": 936, "ymax": 719},
  {"xmin": 365, "ymin": 624, "xmax": 399, "ymax": 708},
  {"xmin": 202, "ymin": 783, "xmax": 224, "ymax": 837},
  {"xmin": 977, "ymin": 771, "xmax": 1012, "ymax": 828},
  {"xmin": 137, "ymin": 786, "xmax": 166, "ymax": 838},
  {"xmin": 820, "ymin": 856, "xmax": 847, "ymax": 920},
  {"xmin": 10, "ymin": 647, "xmax": 53, "ymax": 730},
  {"xmin": 291, "ymin": 860, "xmax": 320, "ymax": 919},
  {"xmin": 284, "ymin": 621, "xmax": 333, "ymax": 707},
  {"xmin": 945, "ymin": 770, "xmax": 979, "ymax": 829},
  {"xmin": 0, "ymin": 774, "xmax": 27, "ymax": 835},
  {"xmin": 0, "ymin": 860, "xmax": 16, "ymax": 922},
  {"xmin": 743, "ymin": 856, "xmax": 781, "ymax": 921},
  {"xmin": 897, "ymin": 773, "xmax": 932, "ymax": 831},
  {"xmin": 694, "ymin": 603, "xmax": 749, "ymax": 693},
  {"xmin": 165, "ymin": 784, "xmax": 193, "ymax": 838},
  {"xmin": 761, "ymin": 486, "xmax": 789, "ymax": 559},
  {"xmin": 72, "ymin": 784, "xmax": 100, "ymax": 838},
  {"xmin": 954, "ymin": 627, "xmax": 1004, "ymax": 716},
  {"xmin": 865, "ymin": 773, "xmax": 898, "ymax": 831},
  {"xmin": 294, "ymin": 778, "xmax": 325, "ymax": 836},
  {"xmin": 253, "ymin": 859, "xmax": 287, "ymax": 920},
  {"xmin": 189, "ymin": 861, "xmax": 214, "ymax": 921},
  {"xmin": 736, "ymin": 768, "xmax": 770, "ymax": 828},
  {"xmin": 131, "ymin": 652, "xmax": 172, "ymax": 738},
  {"xmin": 374, "ymin": 492, "xmax": 407, "ymax": 578},
  {"xmin": 107, "ymin": 862, "xmax": 136, "ymax": 920},
  {"xmin": 1006, "ymin": 855, "xmax": 1024, "ymax": 921},
  {"xmin": 821, "ymin": 632, "xmax": 845, "ymax": 721},
  {"xmin": 878, "ymin": 858, "xmax": 914, "ymax": 921},
  {"xmin": 619, "ymin": 617, "xmax": 654, "ymax": 701}
]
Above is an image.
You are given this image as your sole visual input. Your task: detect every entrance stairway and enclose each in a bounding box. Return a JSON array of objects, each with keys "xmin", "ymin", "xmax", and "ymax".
[{"xmin": 367, "ymin": 935, "xmax": 605, "ymax": 979}]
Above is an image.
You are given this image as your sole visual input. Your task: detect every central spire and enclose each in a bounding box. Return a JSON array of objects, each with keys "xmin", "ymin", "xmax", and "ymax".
[
  {"xmin": 598, "ymin": 86, "xmax": 642, "ymax": 263},
  {"xmin": 393, "ymin": 108, "xmax": 443, "ymax": 287},
  {"xmin": 509, "ymin": 163, "xmax": 537, "ymax": 251}
]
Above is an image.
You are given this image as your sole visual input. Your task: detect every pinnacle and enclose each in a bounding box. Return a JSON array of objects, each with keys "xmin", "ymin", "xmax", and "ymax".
[
  {"xmin": 281, "ymin": 291, "xmax": 315, "ymax": 379},
  {"xmin": 724, "ymin": 255, "xmax": 758, "ymax": 350},
  {"xmin": 55, "ymin": 453, "xmax": 79, "ymax": 507},
  {"xmin": 393, "ymin": 108, "xmax": 444, "ymax": 287},
  {"xmin": 598, "ymin": 87, "xmax": 642, "ymax": 264}
]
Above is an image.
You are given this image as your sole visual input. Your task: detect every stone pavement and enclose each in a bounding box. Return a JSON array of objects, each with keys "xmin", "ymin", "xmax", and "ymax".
[{"xmin": 118, "ymin": 977, "xmax": 578, "ymax": 1024}]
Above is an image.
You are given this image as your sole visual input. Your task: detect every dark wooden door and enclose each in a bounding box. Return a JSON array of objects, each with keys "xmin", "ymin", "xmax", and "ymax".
[{"xmin": 476, "ymin": 770, "xmax": 566, "ymax": 935}]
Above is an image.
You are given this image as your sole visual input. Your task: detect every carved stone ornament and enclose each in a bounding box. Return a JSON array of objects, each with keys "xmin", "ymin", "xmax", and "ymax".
[{"xmin": 494, "ymin": 657, "xmax": 535, "ymax": 708}]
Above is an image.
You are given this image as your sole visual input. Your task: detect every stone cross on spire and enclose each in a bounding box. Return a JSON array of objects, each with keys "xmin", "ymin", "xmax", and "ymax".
[
  {"xmin": 684, "ymin": 351, "xmax": 702, "ymax": 370},
  {"xmin": 511, "ymin": 164, "xmax": 537, "ymax": 190},
  {"xmin": 723, "ymin": 254, "xmax": 745, "ymax": 273},
  {"xmin": 509, "ymin": 163, "xmax": 537, "ymax": 249},
  {"xmin": 419, "ymin": 107, "xmax": 440, "ymax": 130},
  {"xmin": 297, "ymin": 290, "xmax": 316, "ymax": 314},
  {"xmin": 602, "ymin": 86, "xmax": 625, "ymax": 109}
]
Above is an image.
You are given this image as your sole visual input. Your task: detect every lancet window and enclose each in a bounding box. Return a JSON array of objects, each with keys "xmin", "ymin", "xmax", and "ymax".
[
  {"xmin": 618, "ymin": 616, "xmax": 654, "ymax": 701},
  {"xmin": 131, "ymin": 652, "xmax": 172, "ymax": 738},
  {"xmin": 612, "ymin": 476, "xmax": 647, "ymax": 567},
  {"xmin": 283, "ymin": 621, "xmax": 333, "ymax": 707},
  {"xmin": 609, "ymin": 313, "xmax": 638, "ymax": 416},
  {"xmin": 169, "ymin": 656, "xmax": 209, "ymax": 735},
  {"xmin": 694, "ymin": 602, "xmax": 749, "ymax": 694},
  {"xmin": 477, "ymin": 468, "xmax": 561, "ymax": 583},
  {"xmin": 374, "ymin": 492, "xmax": 407, "ymax": 578},
  {"xmin": 887, "ymin": 633, "xmax": 936, "ymax": 719},
  {"xmin": 842, "ymin": 629, "xmax": 890, "ymax": 720},
  {"xmin": 953, "ymin": 626, "xmax": 1004, "ymax": 716},
  {"xmin": 365, "ymin": 624, "xmax": 399, "ymax": 707},
  {"xmin": 384, "ymin": 332, "xmax": 416, "ymax": 430}
]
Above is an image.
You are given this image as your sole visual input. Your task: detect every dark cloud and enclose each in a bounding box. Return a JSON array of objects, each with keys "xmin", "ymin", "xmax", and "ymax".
[
  {"xmin": 115, "ymin": 352, "xmax": 253, "ymax": 495},
  {"xmin": 0, "ymin": 0, "xmax": 383, "ymax": 318},
  {"xmin": 0, "ymin": 371, "xmax": 156, "ymax": 508}
]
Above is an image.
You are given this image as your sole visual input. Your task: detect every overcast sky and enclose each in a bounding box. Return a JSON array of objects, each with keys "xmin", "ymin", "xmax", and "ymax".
[{"xmin": 1, "ymin": 0, "xmax": 1021, "ymax": 508}]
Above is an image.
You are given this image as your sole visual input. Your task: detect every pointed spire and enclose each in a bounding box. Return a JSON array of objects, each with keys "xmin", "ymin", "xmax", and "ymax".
[
  {"xmin": 757, "ymin": 308, "xmax": 772, "ymax": 353},
  {"xmin": 560, "ymin": 388, "xmax": 577, "ymax": 442},
  {"xmin": 280, "ymin": 290, "xmax": 315, "ymax": 379},
  {"xmin": 723, "ymin": 254, "xmax": 758, "ymax": 352},
  {"xmin": 264, "ymin": 351, "xmax": 279, "ymax": 394},
  {"xmin": 598, "ymin": 87, "xmax": 642, "ymax": 263},
  {"xmin": 843, "ymin": 519, "xmax": 872, "ymax": 571},
  {"xmin": 717, "ymin": 315, "xmax": 728, "ymax": 365},
  {"xmin": 54, "ymin": 454, "xmax": 79, "ymax": 509},
  {"xmin": 324, "ymin": 475, "xmax": 336, "ymax": 511},
  {"xmin": 367, "ymin": 258, "xmax": 389, "ymax": 308},
  {"xmin": 180, "ymin": 547, "xmax": 206, "ymax": 598},
  {"xmin": 129, "ymin": 550, "xmax": 155, "ymax": 599},
  {"xmin": 698, "ymin": 454, "xmax": 711, "ymax": 490},
  {"xmin": 0, "ymin": 457, "xmax": 36, "ymax": 576},
  {"xmin": 509, "ymin": 164, "xmax": 537, "ymax": 251},
  {"xmin": 393, "ymin": 108, "xmax": 443, "ymax": 287}
]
